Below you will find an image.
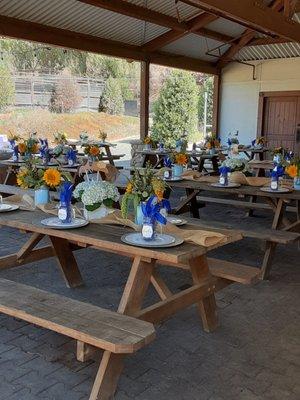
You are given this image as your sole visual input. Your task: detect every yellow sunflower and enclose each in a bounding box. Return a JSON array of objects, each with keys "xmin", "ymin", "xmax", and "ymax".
[
  {"xmin": 175, "ymin": 153, "xmax": 188, "ymax": 165},
  {"xmin": 43, "ymin": 169, "xmax": 61, "ymax": 188},
  {"xmin": 18, "ymin": 143, "xmax": 27, "ymax": 154},
  {"xmin": 31, "ymin": 143, "xmax": 39, "ymax": 154},
  {"xmin": 126, "ymin": 182, "xmax": 133, "ymax": 193},
  {"xmin": 90, "ymin": 146, "xmax": 100, "ymax": 156},
  {"xmin": 286, "ymin": 164, "xmax": 298, "ymax": 178}
]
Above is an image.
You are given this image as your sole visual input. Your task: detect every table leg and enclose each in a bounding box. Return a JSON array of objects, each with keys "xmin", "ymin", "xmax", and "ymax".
[
  {"xmin": 260, "ymin": 241, "xmax": 277, "ymax": 280},
  {"xmin": 172, "ymin": 189, "xmax": 199, "ymax": 216},
  {"xmin": 188, "ymin": 188, "xmax": 200, "ymax": 218},
  {"xmin": 104, "ymin": 145, "xmax": 115, "ymax": 166},
  {"xmin": 50, "ymin": 236, "xmax": 84, "ymax": 288},
  {"xmin": 189, "ymin": 255, "xmax": 218, "ymax": 332},
  {"xmin": 211, "ymin": 156, "xmax": 219, "ymax": 175}
]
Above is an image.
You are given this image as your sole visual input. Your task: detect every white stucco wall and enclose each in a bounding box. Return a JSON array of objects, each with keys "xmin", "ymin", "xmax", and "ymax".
[{"xmin": 219, "ymin": 57, "xmax": 300, "ymax": 145}]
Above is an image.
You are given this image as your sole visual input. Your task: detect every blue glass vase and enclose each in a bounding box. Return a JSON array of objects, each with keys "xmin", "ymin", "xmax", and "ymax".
[
  {"xmin": 34, "ymin": 187, "xmax": 49, "ymax": 206},
  {"xmin": 294, "ymin": 177, "xmax": 300, "ymax": 190},
  {"xmin": 173, "ymin": 164, "xmax": 183, "ymax": 177},
  {"xmin": 135, "ymin": 203, "xmax": 144, "ymax": 225}
]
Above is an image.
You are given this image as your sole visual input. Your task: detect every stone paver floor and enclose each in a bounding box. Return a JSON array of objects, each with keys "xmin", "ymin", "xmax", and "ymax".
[{"xmin": 0, "ymin": 201, "xmax": 299, "ymax": 400}]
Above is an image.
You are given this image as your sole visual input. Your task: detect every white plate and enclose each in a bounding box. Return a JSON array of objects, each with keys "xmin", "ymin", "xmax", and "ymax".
[
  {"xmin": 121, "ymin": 232, "xmax": 183, "ymax": 248},
  {"xmin": 260, "ymin": 187, "xmax": 291, "ymax": 194},
  {"xmin": 166, "ymin": 216, "xmax": 187, "ymax": 226},
  {"xmin": 0, "ymin": 204, "xmax": 19, "ymax": 212},
  {"xmin": 211, "ymin": 182, "xmax": 241, "ymax": 188},
  {"xmin": 40, "ymin": 217, "xmax": 89, "ymax": 229},
  {"xmin": 164, "ymin": 176, "xmax": 183, "ymax": 182}
]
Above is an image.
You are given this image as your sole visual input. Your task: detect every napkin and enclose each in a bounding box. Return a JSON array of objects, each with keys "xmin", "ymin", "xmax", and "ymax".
[
  {"xmin": 229, "ymin": 171, "xmax": 270, "ymax": 187},
  {"xmin": 79, "ymin": 161, "xmax": 119, "ymax": 182},
  {"xmin": 94, "ymin": 210, "xmax": 226, "ymax": 248},
  {"xmin": 3, "ymin": 194, "xmax": 35, "ymax": 211},
  {"xmin": 182, "ymin": 171, "xmax": 218, "ymax": 183}
]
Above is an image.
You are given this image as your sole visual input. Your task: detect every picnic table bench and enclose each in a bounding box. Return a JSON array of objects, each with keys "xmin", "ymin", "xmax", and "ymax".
[{"xmin": 0, "ymin": 278, "xmax": 155, "ymax": 400}]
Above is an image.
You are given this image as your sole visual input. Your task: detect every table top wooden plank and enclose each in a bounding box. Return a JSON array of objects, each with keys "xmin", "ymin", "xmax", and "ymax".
[{"xmin": 0, "ymin": 278, "xmax": 155, "ymax": 353}]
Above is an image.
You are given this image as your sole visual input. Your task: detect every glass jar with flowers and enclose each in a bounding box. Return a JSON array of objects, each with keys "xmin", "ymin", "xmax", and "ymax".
[
  {"xmin": 141, "ymin": 195, "xmax": 169, "ymax": 240},
  {"xmin": 286, "ymin": 159, "xmax": 300, "ymax": 190},
  {"xmin": 17, "ymin": 164, "xmax": 62, "ymax": 206},
  {"xmin": 18, "ymin": 134, "xmax": 39, "ymax": 161},
  {"xmin": 83, "ymin": 144, "xmax": 102, "ymax": 162},
  {"xmin": 272, "ymin": 147, "xmax": 287, "ymax": 165},
  {"xmin": 73, "ymin": 179, "xmax": 120, "ymax": 220},
  {"xmin": 251, "ymin": 137, "xmax": 266, "ymax": 149},
  {"xmin": 121, "ymin": 163, "xmax": 167, "ymax": 225},
  {"xmin": 53, "ymin": 132, "xmax": 68, "ymax": 145},
  {"xmin": 144, "ymin": 136, "xmax": 152, "ymax": 151},
  {"xmin": 172, "ymin": 152, "xmax": 188, "ymax": 177}
]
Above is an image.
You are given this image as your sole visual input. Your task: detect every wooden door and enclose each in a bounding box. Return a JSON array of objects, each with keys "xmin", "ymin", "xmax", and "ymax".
[{"xmin": 260, "ymin": 92, "xmax": 300, "ymax": 155}]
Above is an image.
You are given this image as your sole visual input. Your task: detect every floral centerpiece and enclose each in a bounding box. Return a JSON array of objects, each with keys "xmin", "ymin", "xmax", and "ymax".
[
  {"xmin": 18, "ymin": 134, "xmax": 39, "ymax": 160},
  {"xmin": 121, "ymin": 163, "xmax": 167, "ymax": 224},
  {"xmin": 205, "ymin": 134, "xmax": 220, "ymax": 155},
  {"xmin": 272, "ymin": 147, "xmax": 287, "ymax": 164},
  {"xmin": 286, "ymin": 158, "xmax": 300, "ymax": 190},
  {"xmin": 221, "ymin": 157, "xmax": 249, "ymax": 173},
  {"xmin": 252, "ymin": 137, "xmax": 266, "ymax": 149},
  {"xmin": 73, "ymin": 179, "xmax": 120, "ymax": 220},
  {"xmin": 53, "ymin": 132, "xmax": 68, "ymax": 145},
  {"xmin": 173, "ymin": 152, "xmax": 188, "ymax": 177},
  {"xmin": 7, "ymin": 132, "xmax": 20, "ymax": 150},
  {"xmin": 144, "ymin": 136, "xmax": 153, "ymax": 150},
  {"xmin": 83, "ymin": 144, "xmax": 102, "ymax": 162},
  {"xmin": 99, "ymin": 130, "xmax": 108, "ymax": 142},
  {"xmin": 79, "ymin": 131, "xmax": 89, "ymax": 143}
]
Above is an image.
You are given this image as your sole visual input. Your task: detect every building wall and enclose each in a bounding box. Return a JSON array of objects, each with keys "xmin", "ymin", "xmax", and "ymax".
[{"xmin": 219, "ymin": 57, "xmax": 300, "ymax": 144}]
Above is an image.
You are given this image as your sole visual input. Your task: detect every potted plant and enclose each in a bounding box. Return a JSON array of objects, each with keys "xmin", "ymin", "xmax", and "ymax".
[
  {"xmin": 286, "ymin": 158, "xmax": 300, "ymax": 190},
  {"xmin": 73, "ymin": 180, "xmax": 119, "ymax": 220},
  {"xmin": 83, "ymin": 144, "xmax": 102, "ymax": 162}
]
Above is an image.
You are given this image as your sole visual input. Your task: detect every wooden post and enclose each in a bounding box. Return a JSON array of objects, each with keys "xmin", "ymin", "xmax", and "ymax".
[
  {"xmin": 140, "ymin": 61, "xmax": 150, "ymax": 140},
  {"xmin": 212, "ymin": 74, "xmax": 221, "ymax": 135}
]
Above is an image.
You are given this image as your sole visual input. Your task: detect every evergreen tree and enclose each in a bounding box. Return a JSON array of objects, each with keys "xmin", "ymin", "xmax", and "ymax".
[
  {"xmin": 50, "ymin": 70, "xmax": 81, "ymax": 113},
  {"xmin": 151, "ymin": 70, "xmax": 199, "ymax": 147},
  {"xmin": 99, "ymin": 77, "xmax": 124, "ymax": 115}
]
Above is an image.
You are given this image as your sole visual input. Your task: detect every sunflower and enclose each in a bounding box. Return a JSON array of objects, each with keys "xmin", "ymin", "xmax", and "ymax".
[
  {"xmin": 155, "ymin": 190, "xmax": 164, "ymax": 202},
  {"xmin": 18, "ymin": 143, "xmax": 27, "ymax": 154},
  {"xmin": 43, "ymin": 169, "xmax": 61, "ymax": 188},
  {"xmin": 89, "ymin": 146, "xmax": 100, "ymax": 156},
  {"xmin": 31, "ymin": 143, "xmax": 39, "ymax": 154},
  {"xmin": 126, "ymin": 182, "xmax": 133, "ymax": 193},
  {"xmin": 175, "ymin": 153, "xmax": 188, "ymax": 165},
  {"xmin": 286, "ymin": 164, "xmax": 298, "ymax": 178},
  {"xmin": 144, "ymin": 137, "xmax": 151, "ymax": 144}
]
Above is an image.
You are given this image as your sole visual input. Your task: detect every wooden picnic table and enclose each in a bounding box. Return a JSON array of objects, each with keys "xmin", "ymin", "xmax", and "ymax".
[
  {"xmin": 248, "ymin": 160, "xmax": 274, "ymax": 177},
  {"xmin": 67, "ymin": 140, "xmax": 122, "ymax": 166},
  {"xmin": 166, "ymin": 179, "xmax": 300, "ymax": 231}
]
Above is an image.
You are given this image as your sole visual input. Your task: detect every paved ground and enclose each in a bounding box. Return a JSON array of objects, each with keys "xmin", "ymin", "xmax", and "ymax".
[{"xmin": 0, "ymin": 200, "xmax": 299, "ymax": 400}]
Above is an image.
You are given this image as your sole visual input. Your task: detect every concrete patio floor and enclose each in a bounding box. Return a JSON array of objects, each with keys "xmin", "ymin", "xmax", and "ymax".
[{"xmin": 0, "ymin": 201, "xmax": 299, "ymax": 400}]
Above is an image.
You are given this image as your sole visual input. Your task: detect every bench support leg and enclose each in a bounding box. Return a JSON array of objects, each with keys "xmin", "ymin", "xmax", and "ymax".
[
  {"xmin": 189, "ymin": 255, "xmax": 218, "ymax": 332},
  {"xmin": 150, "ymin": 270, "xmax": 172, "ymax": 300},
  {"xmin": 50, "ymin": 236, "xmax": 84, "ymax": 288},
  {"xmin": 89, "ymin": 351, "xmax": 124, "ymax": 400},
  {"xmin": 260, "ymin": 241, "xmax": 277, "ymax": 280}
]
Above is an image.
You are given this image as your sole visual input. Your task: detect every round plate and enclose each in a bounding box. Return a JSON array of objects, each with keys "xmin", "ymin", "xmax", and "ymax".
[
  {"xmin": 40, "ymin": 217, "xmax": 89, "ymax": 229},
  {"xmin": 121, "ymin": 232, "xmax": 183, "ymax": 248},
  {"xmin": 62, "ymin": 163, "xmax": 81, "ymax": 168},
  {"xmin": 0, "ymin": 204, "xmax": 19, "ymax": 212},
  {"xmin": 260, "ymin": 187, "xmax": 291, "ymax": 194},
  {"xmin": 211, "ymin": 182, "xmax": 241, "ymax": 188},
  {"xmin": 164, "ymin": 176, "xmax": 183, "ymax": 182},
  {"xmin": 166, "ymin": 216, "xmax": 187, "ymax": 226}
]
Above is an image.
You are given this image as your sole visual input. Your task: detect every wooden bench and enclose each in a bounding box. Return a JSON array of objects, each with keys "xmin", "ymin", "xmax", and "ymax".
[
  {"xmin": 0, "ymin": 278, "xmax": 155, "ymax": 400},
  {"xmin": 187, "ymin": 218, "xmax": 299, "ymax": 280}
]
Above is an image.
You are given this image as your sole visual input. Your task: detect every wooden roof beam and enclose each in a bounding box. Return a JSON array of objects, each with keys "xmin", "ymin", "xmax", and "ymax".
[
  {"xmin": 0, "ymin": 15, "xmax": 218, "ymax": 75},
  {"xmin": 142, "ymin": 13, "xmax": 218, "ymax": 52},
  {"xmin": 180, "ymin": 0, "xmax": 300, "ymax": 42},
  {"xmin": 247, "ymin": 37, "xmax": 291, "ymax": 46}
]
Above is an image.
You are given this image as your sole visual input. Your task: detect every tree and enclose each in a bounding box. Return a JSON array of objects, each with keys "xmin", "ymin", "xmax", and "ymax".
[
  {"xmin": 151, "ymin": 70, "xmax": 199, "ymax": 146},
  {"xmin": 99, "ymin": 77, "xmax": 124, "ymax": 115},
  {"xmin": 0, "ymin": 63, "xmax": 15, "ymax": 111},
  {"xmin": 198, "ymin": 76, "xmax": 214, "ymax": 130},
  {"xmin": 50, "ymin": 70, "xmax": 81, "ymax": 113}
]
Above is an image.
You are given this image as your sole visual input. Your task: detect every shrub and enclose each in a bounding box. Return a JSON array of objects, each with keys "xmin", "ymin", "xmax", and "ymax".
[
  {"xmin": 99, "ymin": 77, "xmax": 124, "ymax": 115},
  {"xmin": 50, "ymin": 70, "xmax": 81, "ymax": 113},
  {"xmin": 0, "ymin": 63, "xmax": 15, "ymax": 111},
  {"xmin": 151, "ymin": 70, "xmax": 199, "ymax": 147}
]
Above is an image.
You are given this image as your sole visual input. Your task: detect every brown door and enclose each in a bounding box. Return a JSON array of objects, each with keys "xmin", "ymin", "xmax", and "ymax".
[{"xmin": 261, "ymin": 93, "xmax": 300, "ymax": 155}]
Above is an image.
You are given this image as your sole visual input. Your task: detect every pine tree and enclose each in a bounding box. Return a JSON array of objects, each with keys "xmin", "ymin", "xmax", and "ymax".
[
  {"xmin": 99, "ymin": 77, "xmax": 124, "ymax": 115},
  {"xmin": 151, "ymin": 70, "xmax": 199, "ymax": 147}
]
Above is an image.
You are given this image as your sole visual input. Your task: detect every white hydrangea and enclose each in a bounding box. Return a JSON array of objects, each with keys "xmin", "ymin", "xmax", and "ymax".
[
  {"xmin": 77, "ymin": 181, "xmax": 120, "ymax": 207},
  {"xmin": 73, "ymin": 181, "xmax": 92, "ymax": 199},
  {"xmin": 222, "ymin": 157, "xmax": 249, "ymax": 173}
]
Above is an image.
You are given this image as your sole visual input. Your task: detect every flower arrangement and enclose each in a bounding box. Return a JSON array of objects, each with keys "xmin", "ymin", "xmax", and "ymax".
[
  {"xmin": 286, "ymin": 159, "xmax": 300, "ymax": 178},
  {"xmin": 18, "ymin": 134, "xmax": 39, "ymax": 156},
  {"xmin": 121, "ymin": 163, "xmax": 166, "ymax": 218},
  {"xmin": 252, "ymin": 137, "xmax": 266, "ymax": 147},
  {"xmin": 174, "ymin": 152, "xmax": 188, "ymax": 166},
  {"xmin": 205, "ymin": 134, "xmax": 220, "ymax": 149},
  {"xmin": 73, "ymin": 180, "xmax": 120, "ymax": 211},
  {"xmin": 79, "ymin": 132, "xmax": 89, "ymax": 142},
  {"xmin": 53, "ymin": 132, "xmax": 68, "ymax": 145},
  {"xmin": 99, "ymin": 130, "xmax": 108, "ymax": 142},
  {"xmin": 144, "ymin": 136, "xmax": 152, "ymax": 145},
  {"xmin": 17, "ymin": 167, "xmax": 61, "ymax": 189},
  {"xmin": 83, "ymin": 144, "xmax": 102, "ymax": 161},
  {"xmin": 221, "ymin": 157, "xmax": 249, "ymax": 173}
]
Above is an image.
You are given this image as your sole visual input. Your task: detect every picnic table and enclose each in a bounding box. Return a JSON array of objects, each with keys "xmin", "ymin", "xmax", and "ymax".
[
  {"xmin": 248, "ymin": 159, "xmax": 274, "ymax": 177},
  {"xmin": 134, "ymin": 148, "xmax": 219, "ymax": 173}
]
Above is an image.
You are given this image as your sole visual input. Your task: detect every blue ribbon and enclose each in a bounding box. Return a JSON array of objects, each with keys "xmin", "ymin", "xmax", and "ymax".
[
  {"xmin": 13, "ymin": 145, "xmax": 19, "ymax": 157},
  {"xmin": 164, "ymin": 156, "xmax": 172, "ymax": 168},
  {"xmin": 285, "ymin": 151, "xmax": 294, "ymax": 161},
  {"xmin": 219, "ymin": 166, "xmax": 231, "ymax": 175},
  {"xmin": 251, "ymin": 139, "xmax": 256, "ymax": 146},
  {"xmin": 227, "ymin": 138, "xmax": 232, "ymax": 146},
  {"xmin": 271, "ymin": 165, "xmax": 285, "ymax": 179},
  {"xmin": 60, "ymin": 181, "xmax": 73, "ymax": 205},
  {"xmin": 141, "ymin": 195, "xmax": 167, "ymax": 225},
  {"xmin": 8, "ymin": 139, "xmax": 15, "ymax": 149},
  {"xmin": 66, "ymin": 148, "xmax": 77, "ymax": 162}
]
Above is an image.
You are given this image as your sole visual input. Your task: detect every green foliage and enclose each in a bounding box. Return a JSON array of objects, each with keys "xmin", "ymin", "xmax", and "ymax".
[
  {"xmin": 99, "ymin": 77, "xmax": 124, "ymax": 115},
  {"xmin": 0, "ymin": 63, "xmax": 15, "ymax": 111},
  {"xmin": 50, "ymin": 71, "xmax": 81, "ymax": 113},
  {"xmin": 198, "ymin": 76, "xmax": 214, "ymax": 128},
  {"xmin": 151, "ymin": 70, "xmax": 199, "ymax": 147}
]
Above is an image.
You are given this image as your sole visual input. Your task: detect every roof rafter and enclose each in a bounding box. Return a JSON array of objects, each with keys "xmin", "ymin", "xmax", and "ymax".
[
  {"xmin": 180, "ymin": 0, "xmax": 300, "ymax": 42},
  {"xmin": 0, "ymin": 14, "xmax": 218, "ymax": 75}
]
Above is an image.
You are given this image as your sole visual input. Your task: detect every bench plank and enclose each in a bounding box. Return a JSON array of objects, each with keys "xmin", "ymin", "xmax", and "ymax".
[
  {"xmin": 208, "ymin": 258, "xmax": 260, "ymax": 285},
  {"xmin": 0, "ymin": 279, "xmax": 155, "ymax": 354}
]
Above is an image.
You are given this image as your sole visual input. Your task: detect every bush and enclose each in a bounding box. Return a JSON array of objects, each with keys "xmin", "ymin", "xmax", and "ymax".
[
  {"xmin": 151, "ymin": 70, "xmax": 199, "ymax": 147},
  {"xmin": 0, "ymin": 63, "xmax": 15, "ymax": 111},
  {"xmin": 50, "ymin": 70, "xmax": 81, "ymax": 113},
  {"xmin": 99, "ymin": 77, "xmax": 124, "ymax": 115}
]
